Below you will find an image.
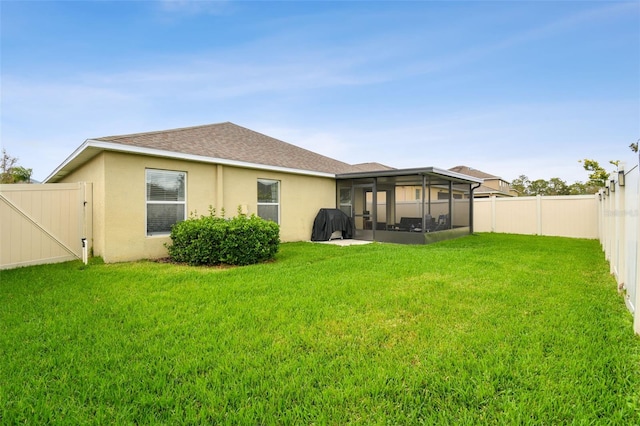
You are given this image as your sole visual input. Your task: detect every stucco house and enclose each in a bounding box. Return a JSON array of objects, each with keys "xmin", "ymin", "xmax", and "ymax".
[{"xmin": 45, "ymin": 122, "xmax": 481, "ymax": 262}]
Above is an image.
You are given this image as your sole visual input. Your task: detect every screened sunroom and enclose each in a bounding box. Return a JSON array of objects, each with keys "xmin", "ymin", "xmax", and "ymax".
[{"xmin": 335, "ymin": 167, "xmax": 482, "ymax": 244}]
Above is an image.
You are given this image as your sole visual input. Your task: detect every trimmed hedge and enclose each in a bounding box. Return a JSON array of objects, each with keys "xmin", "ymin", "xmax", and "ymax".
[{"xmin": 166, "ymin": 210, "xmax": 280, "ymax": 266}]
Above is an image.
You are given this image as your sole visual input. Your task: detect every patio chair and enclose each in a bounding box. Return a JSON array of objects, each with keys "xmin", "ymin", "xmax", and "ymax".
[
  {"xmin": 397, "ymin": 217, "xmax": 422, "ymax": 232},
  {"xmin": 434, "ymin": 214, "xmax": 449, "ymax": 231},
  {"xmin": 424, "ymin": 214, "xmax": 436, "ymax": 232}
]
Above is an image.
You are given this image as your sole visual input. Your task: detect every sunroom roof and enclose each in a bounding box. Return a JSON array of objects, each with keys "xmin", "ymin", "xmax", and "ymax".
[{"xmin": 336, "ymin": 167, "xmax": 483, "ymax": 184}]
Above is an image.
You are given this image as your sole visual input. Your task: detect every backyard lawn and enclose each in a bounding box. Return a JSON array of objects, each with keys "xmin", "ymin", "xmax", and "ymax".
[{"xmin": 1, "ymin": 233, "xmax": 639, "ymax": 424}]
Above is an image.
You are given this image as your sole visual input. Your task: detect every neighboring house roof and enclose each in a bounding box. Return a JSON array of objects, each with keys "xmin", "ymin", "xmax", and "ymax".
[
  {"xmin": 46, "ymin": 122, "xmax": 362, "ymax": 182},
  {"xmin": 449, "ymin": 165, "xmax": 515, "ymax": 197},
  {"xmin": 448, "ymin": 165, "xmax": 500, "ymax": 180},
  {"xmin": 474, "ymin": 184, "xmax": 505, "ymax": 195},
  {"xmin": 352, "ymin": 162, "xmax": 396, "ymax": 172}
]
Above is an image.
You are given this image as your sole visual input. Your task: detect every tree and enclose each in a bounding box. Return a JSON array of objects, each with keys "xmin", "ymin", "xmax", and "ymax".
[
  {"xmin": 579, "ymin": 159, "xmax": 609, "ymax": 189},
  {"xmin": 11, "ymin": 166, "xmax": 33, "ymax": 183},
  {"xmin": 528, "ymin": 179, "xmax": 550, "ymax": 195},
  {"xmin": 567, "ymin": 181, "xmax": 588, "ymax": 195},
  {"xmin": 511, "ymin": 175, "xmax": 531, "ymax": 195},
  {"xmin": 547, "ymin": 177, "xmax": 569, "ymax": 195},
  {"xmin": 512, "ymin": 152, "xmax": 625, "ymax": 197},
  {"xmin": 0, "ymin": 149, "xmax": 32, "ymax": 183},
  {"xmin": 510, "ymin": 175, "xmax": 590, "ymax": 196}
]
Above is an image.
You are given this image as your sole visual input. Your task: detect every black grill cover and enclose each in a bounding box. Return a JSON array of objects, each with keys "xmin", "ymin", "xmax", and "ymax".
[{"xmin": 311, "ymin": 208, "xmax": 354, "ymax": 241}]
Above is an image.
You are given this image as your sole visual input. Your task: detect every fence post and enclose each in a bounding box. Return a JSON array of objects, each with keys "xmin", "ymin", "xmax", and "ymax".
[
  {"xmin": 491, "ymin": 195, "xmax": 496, "ymax": 232},
  {"xmin": 536, "ymin": 195, "xmax": 542, "ymax": 235},
  {"xmin": 616, "ymin": 171, "xmax": 625, "ymax": 292},
  {"xmin": 635, "ymin": 163, "xmax": 640, "ymax": 335}
]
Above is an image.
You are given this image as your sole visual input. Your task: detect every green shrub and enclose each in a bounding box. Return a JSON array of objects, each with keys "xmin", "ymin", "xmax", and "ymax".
[
  {"xmin": 220, "ymin": 215, "xmax": 280, "ymax": 266},
  {"xmin": 166, "ymin": 209, "xmax": 279, "ymax": 266}
]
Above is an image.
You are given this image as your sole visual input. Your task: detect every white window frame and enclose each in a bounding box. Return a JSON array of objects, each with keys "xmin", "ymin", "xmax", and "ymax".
[
  {"xmin": 257, "ymin": 178, "xmax": 280, "ymax": 224},
  {"xmin": 146, "ymin": 169, "xmax": 187, "ymax": 236}
]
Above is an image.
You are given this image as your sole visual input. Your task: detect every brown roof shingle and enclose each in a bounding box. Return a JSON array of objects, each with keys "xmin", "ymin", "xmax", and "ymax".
[
  {"xmin": 352, "ymin": 162, "xmax": 396, "ymax": 172},
  {"xmin": 448, "ymin": 165, "xmax": 500, "ymax": 180},
  {"xmin": 94, "ymin": 122, "xmax": 359, "ymax": 175}
]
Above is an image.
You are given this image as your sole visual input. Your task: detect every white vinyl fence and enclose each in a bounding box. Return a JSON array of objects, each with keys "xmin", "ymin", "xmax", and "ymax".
[
  {"xmin": 598, "ymin": 161, "xmax": 639, "ymax": 335},
  {"xmin": 0, "ymin": 182, "xmax": 92, "ymax": 270},
  {"xmin": 472, "ymin": 168, "xmax": 639, "ymax": 335},
  {"xmin": 473, "ymin": 194, "xmax": 598, "ymax": 238}
]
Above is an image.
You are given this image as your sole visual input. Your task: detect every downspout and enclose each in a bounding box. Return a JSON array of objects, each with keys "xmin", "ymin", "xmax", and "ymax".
[{"xmin": 470, "ymin": 182, "xmax": 481, "ymax": 234}]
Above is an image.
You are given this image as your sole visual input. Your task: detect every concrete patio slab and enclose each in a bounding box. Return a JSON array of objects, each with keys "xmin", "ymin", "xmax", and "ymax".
[{"xmin": 313, "ymin": 239, "xmax": 373, "ymax": 246}]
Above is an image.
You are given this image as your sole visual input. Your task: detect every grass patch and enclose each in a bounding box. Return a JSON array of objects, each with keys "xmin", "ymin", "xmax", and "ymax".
[{"xmin": 1, "ymin": 233, "xmax": 639, "ymax": 424}]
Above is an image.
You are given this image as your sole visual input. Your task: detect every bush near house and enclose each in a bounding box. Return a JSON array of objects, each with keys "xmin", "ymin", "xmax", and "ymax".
[{"xmin": 166, "ymin": 210, "xmax": 280, "ymax": 266}]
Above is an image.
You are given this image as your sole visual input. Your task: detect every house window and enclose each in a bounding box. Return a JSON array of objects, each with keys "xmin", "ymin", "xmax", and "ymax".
[
  {"xmin": 415, "ymin": 188, "xmax": 421, "ymax": 200},
  {"xmin": 257, "ymin": 179, "xmax": 279, "ymax": 224},
  {"xmin": 146, "ymin": 169, "xmax": 186, "ymax": 236}
]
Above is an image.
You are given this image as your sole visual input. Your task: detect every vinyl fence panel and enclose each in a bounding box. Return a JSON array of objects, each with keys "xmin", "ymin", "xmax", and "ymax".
[
  {"xmin": 0, "ymin": 182, "xmax": 92, "ymax": 270},
  {"xmin": 473, "ymin": 195, "xmax": 598, "ymax": 238}
]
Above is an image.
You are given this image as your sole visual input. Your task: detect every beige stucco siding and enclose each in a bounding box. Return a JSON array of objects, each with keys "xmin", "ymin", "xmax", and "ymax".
[
  {"xmin": 217, "ymin": 166, "xmax": 336, "ymax": 242},
  {"xmin": 62, "ymin": 151, "xmax": 336, "ymax": 263},
  {"xmin": 279, "ymin": 173, "xmax": 336, "ymax": 242},
  {"xmin": 100, "ymin": 152, "xmax": 217, "ymax": 262}
]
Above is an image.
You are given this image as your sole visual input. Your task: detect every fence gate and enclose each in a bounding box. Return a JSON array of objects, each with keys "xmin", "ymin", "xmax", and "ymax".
[{"xmin": 0, "ymin": 182, "xmax": 92, "ymax": 270}]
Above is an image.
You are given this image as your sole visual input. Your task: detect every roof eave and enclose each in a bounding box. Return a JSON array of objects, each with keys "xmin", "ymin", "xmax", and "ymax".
[{"xmin": 336, "ymin": 166, "xmax": 483, "ymax": 184}]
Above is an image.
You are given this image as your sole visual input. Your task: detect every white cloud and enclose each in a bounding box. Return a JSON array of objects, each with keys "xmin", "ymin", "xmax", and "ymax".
[{"xmin": 2, "ymin": 1, "xmax": 637, "ymax": 184}]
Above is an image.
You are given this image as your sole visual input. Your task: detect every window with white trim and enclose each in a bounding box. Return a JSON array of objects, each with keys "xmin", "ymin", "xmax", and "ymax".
[
  {"xmin": 146, "ymin": 169, "xmax": 186, "ymax": 236},
  {"xmin": 257, "ymin": 179, "xmax": 279, "ymax": 224}
]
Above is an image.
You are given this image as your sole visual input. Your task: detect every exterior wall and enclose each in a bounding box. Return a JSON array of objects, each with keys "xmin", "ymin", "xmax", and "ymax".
[
  {"xmin": 218, "ymin": 166, "xmax": 336, "ymax": 242},
  {"xmin": 0, "ymin": 182, "xmax": 91, "ymax": 269},
  {"xmin": 483, "ymin": 178, "xmax": 513, "ymax": 194},
  {"xmin": 482, "ymin": 178, "xmax": 500, "ymax": 192},
  {"xmin": 102, "ymin": 152, "xmax": 216, "ymax": 263},
  {"xmin": 473, "ymin": 195, "xmax": 598, "ymax": 239},
  {"xmin": 63, "ymin": 152, "xmax": 336, "ymax": 263}
]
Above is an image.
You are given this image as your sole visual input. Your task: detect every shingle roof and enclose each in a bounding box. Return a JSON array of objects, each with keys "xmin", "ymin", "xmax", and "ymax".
[
  {"xmin": 448, "ymin": 165, "xmax": 500, "ymax": 180},
  {"xmin": 94, "ymin": 122, "xmax": 359, "ymax": 175},
  {"xmin": 352, "ymin": 162, "xmax": 396, "ymax": 172}
]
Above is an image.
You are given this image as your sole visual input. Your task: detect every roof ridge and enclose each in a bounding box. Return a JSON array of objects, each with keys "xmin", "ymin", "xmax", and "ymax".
[
  {"xmin": 88, "ymin": 121, "xmax": 360, "ymax": 175},
  {"xmin": 93, "ymin": 121, "xmax": 233, "ymax": 141},
  {"xmin": 230, "ymin": 124, "xmax": 356, "ymax": 167}
]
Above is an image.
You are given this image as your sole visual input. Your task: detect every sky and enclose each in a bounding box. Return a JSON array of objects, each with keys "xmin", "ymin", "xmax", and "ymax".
[{"xmin": 1, "ymin": 1, "xmax": 639, "ymax": 183}]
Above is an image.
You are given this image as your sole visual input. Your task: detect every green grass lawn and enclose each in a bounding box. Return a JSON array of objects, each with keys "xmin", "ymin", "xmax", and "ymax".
[{"xmin": 1, "ymin": 233, "xmax": 639, "ymax": 424}]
